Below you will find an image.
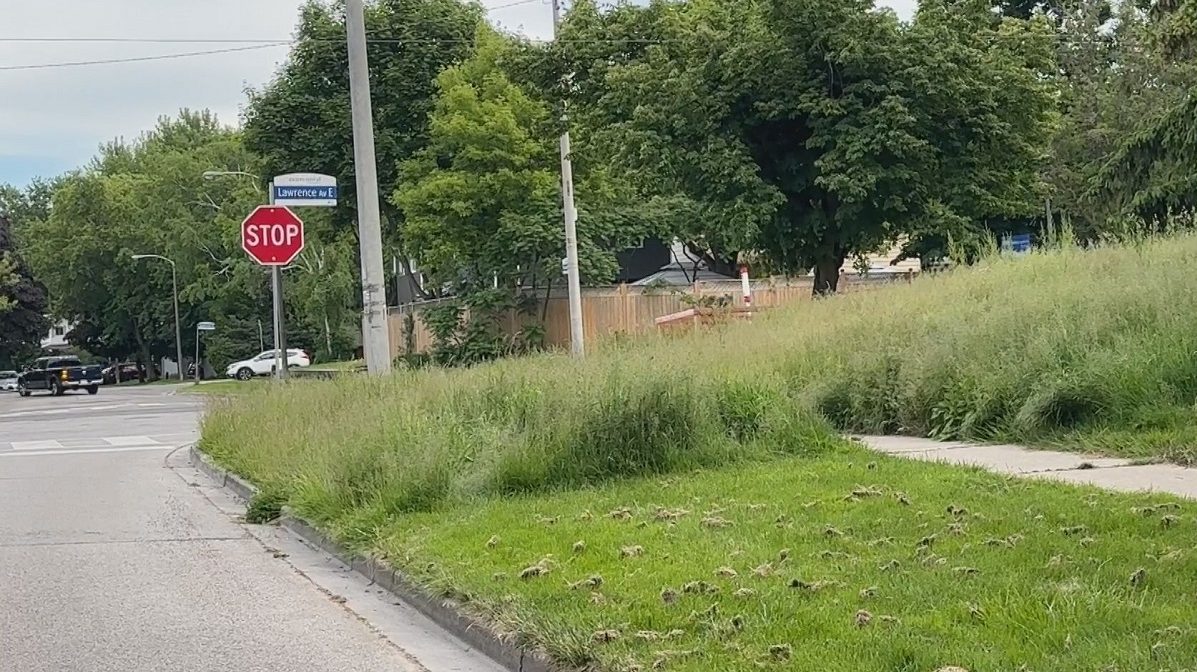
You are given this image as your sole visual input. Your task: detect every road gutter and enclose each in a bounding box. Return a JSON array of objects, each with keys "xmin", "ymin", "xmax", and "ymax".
[{"xmin": 189, "ymin": 445, "xmax": 554, "ymax": 672}]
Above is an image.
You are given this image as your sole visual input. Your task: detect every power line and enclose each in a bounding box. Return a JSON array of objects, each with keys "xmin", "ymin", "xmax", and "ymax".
[
  {"xmin": 0, "ymin": 44, "xmax": 285, "ymax": 72},
  {"xmin": 0, "ymin": 37, "xmax": 293, "ymax": 44},
  {"xmin": 0, "ymin": 0, "xmax": 548, "ymax": 46},
  {"xmin": 0, "ymin": 36, "xmax": 683, "ymax": 72}
]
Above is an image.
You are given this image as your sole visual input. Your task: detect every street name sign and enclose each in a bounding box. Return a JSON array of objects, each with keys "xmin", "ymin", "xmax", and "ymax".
[{"xmin": 272, "ymin": 173, "xmax": 338, "ymax": 207}]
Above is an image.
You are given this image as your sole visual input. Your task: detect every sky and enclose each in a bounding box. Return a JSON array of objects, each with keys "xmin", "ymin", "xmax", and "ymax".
[{"xmin": 0, "ymin": 0, "xmax": 917, "ymax": 187}]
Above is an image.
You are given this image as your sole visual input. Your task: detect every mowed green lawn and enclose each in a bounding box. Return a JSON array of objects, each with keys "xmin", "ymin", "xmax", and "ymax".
[{"xmin": 321, "ymin": 446, "xmax": 1196, "ymax": 672}]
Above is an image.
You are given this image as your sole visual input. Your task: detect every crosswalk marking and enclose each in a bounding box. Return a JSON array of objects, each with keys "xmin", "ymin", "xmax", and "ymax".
[
  {"xmin": 0, "ymin": 434, "xmax": 189, "ymax": 453},
  {"xmin": 11, "ymin": 440, "xmax": 63, "ymax": 451},
  {"xmin": 102, "ymin": 435, "xmax": 158, "ymax": 447},
  {"xmin": 0, "ymin": 445, "xmax": 173, "ymax": 458},
  {"xmin": 0, "ymin": 401, "xmax": 198, "ymax": 420}
]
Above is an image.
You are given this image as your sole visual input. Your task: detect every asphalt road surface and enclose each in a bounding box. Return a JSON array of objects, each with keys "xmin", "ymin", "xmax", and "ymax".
[{"xmin": 0, "ymin": 384, "xmax": 503, "ymax": 672}]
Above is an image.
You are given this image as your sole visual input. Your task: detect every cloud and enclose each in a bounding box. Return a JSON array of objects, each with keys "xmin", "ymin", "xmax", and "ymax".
[{"xmin": 0, "ymin": 0, "xmax": 916, "ymax": 186}]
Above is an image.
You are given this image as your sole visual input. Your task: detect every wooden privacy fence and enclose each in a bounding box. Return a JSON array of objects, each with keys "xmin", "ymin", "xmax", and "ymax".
[{"xmin": 387, "ymin": 273, "xmax": 914, "ymax": 358}]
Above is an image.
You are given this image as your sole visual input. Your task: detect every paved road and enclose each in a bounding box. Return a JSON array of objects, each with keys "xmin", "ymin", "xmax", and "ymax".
[{"xmin": 0, "ymin": 385, "xmax": 503, "ymax": 672}]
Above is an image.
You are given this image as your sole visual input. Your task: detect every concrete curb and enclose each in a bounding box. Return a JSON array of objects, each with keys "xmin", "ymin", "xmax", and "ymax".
[{"xmin": 188, "ymin": 445, "xmax": 553, "ymax": 672}]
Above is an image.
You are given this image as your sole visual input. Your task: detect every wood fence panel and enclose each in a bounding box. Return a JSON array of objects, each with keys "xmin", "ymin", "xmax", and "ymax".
[{"xmin": 386, "ymin": 274, "xmax": 915, "ymax": 357}]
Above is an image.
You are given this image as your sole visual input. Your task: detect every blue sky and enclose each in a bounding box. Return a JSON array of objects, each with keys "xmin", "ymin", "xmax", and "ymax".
[{"xmin": 0, "ymin": 0, "xmax": 917, "ymax": 187}]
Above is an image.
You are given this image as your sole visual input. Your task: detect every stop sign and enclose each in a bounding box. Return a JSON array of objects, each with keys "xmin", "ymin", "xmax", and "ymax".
[{"xmin": 241, "ymin": 205, "xmax": 305, "ymax": 265}]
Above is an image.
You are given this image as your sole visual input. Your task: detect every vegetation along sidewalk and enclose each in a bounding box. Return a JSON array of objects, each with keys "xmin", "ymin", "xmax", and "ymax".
[{"xmin": 200, "ymin": 237, "xmax": 1197, "ymax": 671}]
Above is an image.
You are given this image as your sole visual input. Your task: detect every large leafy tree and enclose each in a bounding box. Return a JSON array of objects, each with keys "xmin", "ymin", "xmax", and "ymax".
[
  {"xmin": 573, "ymin": 0, "xmax": 1055, "ymax": 293},
  {"xmin": 22, "ymin": 111, "xmax": 283, "ymax": 368},
  {"xmin": 0, "ymin": 178, "xmax": 57, "ymax": 234},
  {"xmin": 243, "ymin": 0, "xmax": 484, "ymax": 287},
  {"xmin": 1095, "ymin": 0, "xmax": 1197, "ymax": 221},
  {"xmin": 1037, "ymin": 0, "xmax": 1196, "ymax": 237},
  {"xmin": 396, "ymin": 28, "xmax": 564, "ymax": 292},
  {"xmin": 0, "ymin": 214, "xmax": 49, "ymax": 368}
]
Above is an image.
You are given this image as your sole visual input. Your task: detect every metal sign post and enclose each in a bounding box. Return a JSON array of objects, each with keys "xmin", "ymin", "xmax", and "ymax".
[
  {"xmin": 243, "ymin": 173, "xmax": 337, "ymax": 380},
  {"xmin": 195, "ymin": 321, "xmax": 215, "ymax": 384}
]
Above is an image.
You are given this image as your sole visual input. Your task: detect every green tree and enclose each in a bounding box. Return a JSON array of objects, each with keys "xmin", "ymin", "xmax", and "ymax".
[
  {"xmin": 23, "ymin": 111, "xmax": 274, "ymax": 368},
  {"xmin": 1037, "ymin": 0, "xmax": 1196, "ymax": 237},
  {"xmin": 575, "ymin": 0, "xmax": 1056, "ymax": 292},
  {"xmin": 396, "ymin": 28, "xmax": 566, "ymax": 292},
  {"xmin": 0, "ymin": 178, "xmax": 57, "ymax": 235},
  {"xmin": 243, "ymin": 0, "xmax": 484, "ymax": 287},
  {"xmin": 1096, "ymin": 0, "xmax": 1197, "ymax": 221},
  {"xmin": 0, "ymin": 214, "xmax": 49, "ymax": 368}
]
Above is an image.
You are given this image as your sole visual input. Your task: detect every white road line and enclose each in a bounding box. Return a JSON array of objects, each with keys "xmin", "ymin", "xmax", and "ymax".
[
  {"xmin": 0, "ymin": 408, "xmax": 74, "ymax": 419},
  {"xmin": 0, "ymin": 403, "xmax": 133, "ymax": 419},
  {"xmin": 11, "ymin": 440, "xmax": 63, "ymax": 451},
  {"xmin": 102, "ymin": 435, "xmax": 159, "ymax": 447},
  {"xmin": 0, "ymin": 445, "xmax": 172, "ymax": 458}
]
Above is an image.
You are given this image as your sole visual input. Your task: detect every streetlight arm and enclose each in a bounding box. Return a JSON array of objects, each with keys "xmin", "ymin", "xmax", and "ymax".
[
  {"xmin": 203, "ymin": 170, "xmax": 261, "ymax": 180},
  {"xmin": 131, "ymin": 253, "xmax": 174, "ymax": 267}
]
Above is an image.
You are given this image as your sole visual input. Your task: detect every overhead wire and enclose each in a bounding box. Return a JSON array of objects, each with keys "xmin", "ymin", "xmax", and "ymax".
[
  {"xmin": 0, "ymin": 0, "xmax": 550, "ymax": 70},
  {"xmin": 0, "ymin": 44, "xmax": 287, "ymax": 72}
]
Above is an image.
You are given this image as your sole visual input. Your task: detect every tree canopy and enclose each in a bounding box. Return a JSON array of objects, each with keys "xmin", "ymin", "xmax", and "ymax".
[
  {"xmin": 243, "ymin": 0, "xmax": 484, "ymax": 273},
  {"xmin": 11, "ymin": 0, "xmax": 1197, "ymax": 364},
  {"xmin": 0, "ymin": 213, "xmax": 49, "ymax": 368},
  {"xmin": 561, "ymin": 0, "xmax": 1056, "ymax": 291}
]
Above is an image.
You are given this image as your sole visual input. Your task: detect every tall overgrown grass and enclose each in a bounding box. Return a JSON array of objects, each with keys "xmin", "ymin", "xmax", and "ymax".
[{"xmin": 202, "ymin": 234, "xmax": 1197, "ymax": 525}]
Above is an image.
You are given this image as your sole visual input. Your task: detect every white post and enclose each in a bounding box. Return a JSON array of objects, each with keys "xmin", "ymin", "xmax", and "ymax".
[
  {"xmin": 740, "ymin": 265, "xmax": 752, "ymax": 308},
  {"xmin": 268, "ymin": 182, "xmax": 288, "ymax": 380},
  {"xmin": 346, "ymin": 0, "xmax": 393, "ymax": 374},
  {"xmin": 551, "ymin": 0, "xmax": 585, "ymax": 358}
]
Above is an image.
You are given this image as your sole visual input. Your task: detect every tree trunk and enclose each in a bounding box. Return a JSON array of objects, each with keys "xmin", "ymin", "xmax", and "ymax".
[
  {"xmin": 133, "ymin": 331, "xmax": 153, "ymax": 381},
  {"xmin": 812, "ymin": 255, "xmax": 843, "ymax": 296}
]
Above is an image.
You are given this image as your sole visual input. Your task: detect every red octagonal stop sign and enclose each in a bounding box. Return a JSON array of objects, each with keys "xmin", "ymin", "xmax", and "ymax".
[{"xmin": 241, "ymin": 205, "xmax": 305, "ymax": 266}]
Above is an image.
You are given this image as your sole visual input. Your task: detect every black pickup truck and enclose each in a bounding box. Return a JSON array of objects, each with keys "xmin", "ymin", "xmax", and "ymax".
[{"xmin": 16, "ymin": 356, "xmax": 106, "ymax": 397}]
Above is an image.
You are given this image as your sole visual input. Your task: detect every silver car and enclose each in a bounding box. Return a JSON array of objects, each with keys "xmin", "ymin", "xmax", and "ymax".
[{"xmin": 0, "ymin": 370, "xmax": 17, "ymax": 392}]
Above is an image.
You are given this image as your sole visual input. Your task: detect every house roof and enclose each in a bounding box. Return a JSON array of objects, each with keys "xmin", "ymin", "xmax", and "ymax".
[{"xmin": 631, "ymin": 268, "xmax": 739, "ymax": 286}]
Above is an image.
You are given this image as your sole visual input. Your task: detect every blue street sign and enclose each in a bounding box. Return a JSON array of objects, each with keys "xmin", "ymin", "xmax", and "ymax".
[
  {"xmin": 274, "ymin": 185, "xmax": 337, "ymax": 201},
  {"xmin": 1010, "ymin": 233, "xmax": 1032, "ymax": 253},
  {"xmin": 272, "ymin": 173, "xmax": 338, "ymax": 207}
]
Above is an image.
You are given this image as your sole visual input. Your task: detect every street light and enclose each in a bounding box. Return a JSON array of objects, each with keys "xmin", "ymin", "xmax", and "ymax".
[
  {"xmin": 202, "ymin": 170, "xmax": 261, "ymax": 181},
  {"xmin": 131, "ymin": 254, "xmax": 183, "ymax": 382}
]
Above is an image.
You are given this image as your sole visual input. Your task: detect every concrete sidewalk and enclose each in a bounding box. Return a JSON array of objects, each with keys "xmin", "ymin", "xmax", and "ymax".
[{"xmin": 857, "ymin": 435, "xmax": 1197, "ymax": 499}]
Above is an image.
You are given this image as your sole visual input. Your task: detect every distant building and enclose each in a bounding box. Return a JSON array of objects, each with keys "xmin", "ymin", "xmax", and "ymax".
[
  {"xmin": 631, "ymin": 240, "xmax": 738, "ymax": 287},
  {"xmin": 40, "ymin": 319, "xmax": 73, "ymax": 352},
  {"xmin": 840, "ymin": 240, "xmax": 921, "ymax": 277}
]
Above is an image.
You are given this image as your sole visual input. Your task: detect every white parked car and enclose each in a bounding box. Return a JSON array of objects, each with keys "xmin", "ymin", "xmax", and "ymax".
[
  {"xmin": 0, "ymin": 370, "xmax": 18, "ymax": 392},
  {"xmin": 225, "ymin": 349, "xmax": 311, "ymax": 381}
]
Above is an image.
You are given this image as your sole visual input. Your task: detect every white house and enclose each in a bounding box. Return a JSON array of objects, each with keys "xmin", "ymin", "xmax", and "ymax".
[{"xmin": 40, "ymin": 319, "xmax": 73, "ymax": 352}]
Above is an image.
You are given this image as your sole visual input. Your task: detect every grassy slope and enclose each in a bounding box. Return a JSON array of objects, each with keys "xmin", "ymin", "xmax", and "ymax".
[
  {"xmin": 201, "ymin": 236, "xmax": 1197, "ymax": 670},
  {"xmin": 377, "ymin": 452, "xmax": 1196, "ymax": 671}
]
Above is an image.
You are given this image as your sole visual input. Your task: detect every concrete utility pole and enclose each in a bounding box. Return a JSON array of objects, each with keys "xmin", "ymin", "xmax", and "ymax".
[
  {"xmin": 551, "ymin": 0, "xmax": 585, "ymax": 357},
  {"xmin": 346, "ymin": 0, "xmax": 393, "ymax": 374}
]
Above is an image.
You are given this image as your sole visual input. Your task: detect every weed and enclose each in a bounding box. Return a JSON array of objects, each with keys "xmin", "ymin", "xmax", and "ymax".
[{"xmin": 245, "ymin": 489, "xmax": 286, "ymax": 524}]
